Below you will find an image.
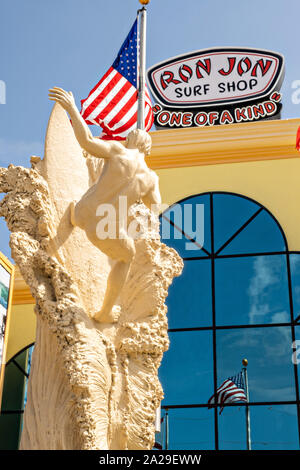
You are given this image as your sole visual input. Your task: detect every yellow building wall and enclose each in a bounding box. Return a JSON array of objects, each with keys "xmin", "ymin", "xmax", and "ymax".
[
  {"xmin": 149, "ymin": 118, "xmax": 300, "ymax": 252},
  {"xmin": 156, "ymin": 157, "xmax": 300, "ymax": 251},
  {"xmin": 5, "ymin": 267, "xmax": 36, "ymax": 363},
  {"xmin": 5, "ymin": 304, "xmax": 36, "ymax": 363}
]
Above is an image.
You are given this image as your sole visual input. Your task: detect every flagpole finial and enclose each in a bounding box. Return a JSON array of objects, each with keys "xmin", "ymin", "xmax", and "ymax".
[
  {"xmin": 139, "ymin": 0, "xmax": 150, "ymax": 5},
  {"xmin": 242, "ymin": 358, "xmax": 248, "ymax": 367}
]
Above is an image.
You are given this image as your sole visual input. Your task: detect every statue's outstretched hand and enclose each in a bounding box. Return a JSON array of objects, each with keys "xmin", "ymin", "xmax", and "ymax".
[{"xmin": 48, "ymin": 87, "xmax": 76, "ymax": 113}]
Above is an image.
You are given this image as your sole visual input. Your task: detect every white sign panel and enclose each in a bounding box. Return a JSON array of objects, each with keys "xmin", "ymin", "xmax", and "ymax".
[
  {"xmin": 147, "ymin": 47, "xmax": 284, "ymax": 129},
  {"xmin": 148, "ymin": 47, "xmax": 284, "ymax": 108}
]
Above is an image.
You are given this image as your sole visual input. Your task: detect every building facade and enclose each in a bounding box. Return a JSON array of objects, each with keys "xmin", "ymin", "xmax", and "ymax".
[{"xmin": 1, "ymin": 117, "xmax": 300, "ymax": 449}]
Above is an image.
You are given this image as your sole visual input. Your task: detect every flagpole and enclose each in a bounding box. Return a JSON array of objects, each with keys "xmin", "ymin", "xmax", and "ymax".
[
  {"xmin": 242, "ymin": 358, "xmax": 251, "ymax": 450},
  {"xmin": 137, "ymin": 0, "xmax": 149, "ymax": 130},
  {"xmin": 155, "ymin": 404, "xmax": 161, "ymax": 433},
  {"xmin": 165, "ymin": 408, "xmax": 169, "ymax": 450}
]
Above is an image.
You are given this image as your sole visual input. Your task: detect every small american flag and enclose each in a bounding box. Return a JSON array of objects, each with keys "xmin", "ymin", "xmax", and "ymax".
[
  {"xmin": 80, "ymin": 18, "xmax": 153, "ymax": 140},
  {"xmin": 208, "ymin": 372, "xmax": 247, "ymax": 414}
]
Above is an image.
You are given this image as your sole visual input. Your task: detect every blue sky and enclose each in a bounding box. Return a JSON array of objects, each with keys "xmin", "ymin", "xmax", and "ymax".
[
  {"xmin": 1, "ymin": 0, "xmax": 300, "ymax": 450},
  {"xmin": 1, "ymin": 0, "xmax": 300, "ymax": 166},
  {"xmin": 1, "ymin": 0, "xmax": 300, "ymax": 260}
]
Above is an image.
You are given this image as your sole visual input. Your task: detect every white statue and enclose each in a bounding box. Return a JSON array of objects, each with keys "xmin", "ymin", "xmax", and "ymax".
[{"xmin": 48, "ymin": 87, "xmax": 161, "ymax": 323}]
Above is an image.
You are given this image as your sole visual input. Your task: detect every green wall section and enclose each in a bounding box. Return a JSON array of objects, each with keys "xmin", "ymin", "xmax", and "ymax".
[{"xmin": 0, "ymin": 351, "xmax": 27, "ymax": 450}]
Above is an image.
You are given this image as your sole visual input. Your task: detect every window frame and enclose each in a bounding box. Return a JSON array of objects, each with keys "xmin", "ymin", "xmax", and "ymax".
[{"xmin": 160, "ymin": 192, "xmax": 300, "ymax": 450}]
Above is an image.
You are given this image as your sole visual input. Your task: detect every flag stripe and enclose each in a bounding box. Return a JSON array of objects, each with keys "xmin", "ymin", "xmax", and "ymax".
[
  {"xmin": 83, "ymin": 72, "xmax": 124, "ymax": 121},
  {"xmin": 100, "ymin": 109, "xmax": 137, "ymax": 139},
  {"xmin": 81, "ymin": 67, "xmax": 118, "ymax": 118},
  {"xmin": 220, "ymin": 389, "xmax": 247, "ymax": 404},
  {"xmin": 106, "ymin": 87, "xmax": 137, "ymax": 127},
  {"xmin": 89, "ymin": 76, "xmax": 130, "ymax": 122},
  {"xmin": 84, "ymin": 66, "xmax": 115, "ymax": 100},
  {"xmin": 214, "ymin": 380, "xmax": 232, "ymax": 395},
  {"xmin": 109, "ymin": 108, "xmax": 138, "ymax": 135},
  {"xmin": 107, "ymin": 92, "xmax": 138, "ymax": 131},
  {"xmin": 218, "ymin": 384, "xmax": 237, "ymax": 401}
]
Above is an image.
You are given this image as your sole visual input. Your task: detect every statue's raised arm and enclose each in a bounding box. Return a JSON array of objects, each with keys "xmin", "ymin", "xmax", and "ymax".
[{"xmin": 49, "ymin": 87, "xmax": 122, "ymax": 159}]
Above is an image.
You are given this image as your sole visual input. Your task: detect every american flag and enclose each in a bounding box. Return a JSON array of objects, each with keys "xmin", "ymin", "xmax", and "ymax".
[
  {"xmin": 80, "ymin": 18, "xmax": 153, "ymax": 140},
  {"xmin": 296, "ymin": 126, "xmax": 300, "ymax": 151},
  {"xmin": 208, "ymin": 372, "xmax": 247, "ymax": 414}
]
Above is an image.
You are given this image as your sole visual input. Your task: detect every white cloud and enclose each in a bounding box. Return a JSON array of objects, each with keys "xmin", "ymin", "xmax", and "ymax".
[
  {"xmin": 220, "ymin": 326, "xmax": 291, "ymax": 367},
  {"xmin": 218, "ymin": 328, "xmax": 295, "ymax": 401},
  {"xmin": 248, "ymin": 256, "xmax": 277, "ymax": 298},
  {"xmin": 251, "ymin": 384, "xmax": 295, "ymax": 402},
  {"xmin": 271, "ymin": 311, "xmax": 290, "ymax": 323},
  {"xmin": 247, "ymin": 256, "xmax": 287, "ymax": 324},
  {"xmin": 290, "ymin": 254, "xmax": 300, "ymax": 270},
  {"xmin": 0, "ymin": 137, "xmax": 44, "ymax": 167}
]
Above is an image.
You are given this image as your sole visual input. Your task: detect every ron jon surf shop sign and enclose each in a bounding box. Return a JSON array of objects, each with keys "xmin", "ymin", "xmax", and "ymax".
[{"xmin": 147, "ymin": 48, "xmax": 284, "ymax": 129}]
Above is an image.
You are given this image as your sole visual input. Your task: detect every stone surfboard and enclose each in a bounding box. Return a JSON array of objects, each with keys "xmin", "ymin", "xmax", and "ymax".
[{"xmin": 40, "ymin": 103, "xmax": 110, "ymax": 314}]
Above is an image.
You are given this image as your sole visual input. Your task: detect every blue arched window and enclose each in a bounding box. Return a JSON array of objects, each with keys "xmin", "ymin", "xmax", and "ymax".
[
  {"xmin": 158, "ymin": 192, "xmax": 300, "ymax": 450},
  {"xmin": 0, "ymin": 343, "xmax": 34, "ymax": 449}
]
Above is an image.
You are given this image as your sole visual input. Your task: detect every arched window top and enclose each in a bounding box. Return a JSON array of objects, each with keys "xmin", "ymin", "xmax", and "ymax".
[{"xmin": 160, "ymin": 192, "xmax": 287, "ymax": 259}]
